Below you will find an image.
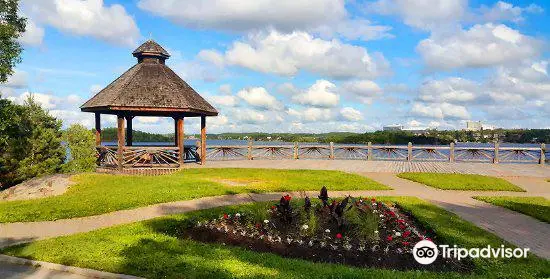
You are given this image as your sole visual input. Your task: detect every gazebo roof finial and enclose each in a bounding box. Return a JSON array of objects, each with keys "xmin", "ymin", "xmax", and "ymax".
[{"xmin": 132, "ymin": 40, "xmax": 170, "ymax": 62}]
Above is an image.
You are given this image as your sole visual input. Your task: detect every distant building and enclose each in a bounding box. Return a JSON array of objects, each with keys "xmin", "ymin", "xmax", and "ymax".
[
  {"xmin": 466, "ymin": 121, "xmax": 496, "ymax": 131},
  {"xmin": 383, "ymin": 124, "xmax": 404, "ymax": 131},
  {"xmin": 466, "ymin": 121, "xmax": 483, "ymax": 131}
]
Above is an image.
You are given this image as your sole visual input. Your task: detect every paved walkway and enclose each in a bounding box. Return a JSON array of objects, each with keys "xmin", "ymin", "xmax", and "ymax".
[
  {"xmin": 188, "ymin": 160, "xmax": 550, "ymax": 177},
  {"xmin": 0, "ymin": 261, "xmax": 88, "ymax": 279}
]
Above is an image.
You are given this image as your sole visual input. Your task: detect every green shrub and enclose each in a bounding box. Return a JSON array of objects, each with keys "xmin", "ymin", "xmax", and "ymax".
[{"xmin": 63, "ymin": 124, "xmax": 96, "ymax": 173}]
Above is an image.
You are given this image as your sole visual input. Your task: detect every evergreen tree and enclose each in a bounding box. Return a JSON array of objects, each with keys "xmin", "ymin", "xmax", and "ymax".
[{"xmin": 13, "ymin": 95, "xmax": 65, "ymax": 184}]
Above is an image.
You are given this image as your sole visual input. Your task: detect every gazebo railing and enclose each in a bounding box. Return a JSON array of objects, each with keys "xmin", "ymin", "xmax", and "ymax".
[{"xmin": 96, "ymin": 145, "xmax": 199, "ymax": 169}]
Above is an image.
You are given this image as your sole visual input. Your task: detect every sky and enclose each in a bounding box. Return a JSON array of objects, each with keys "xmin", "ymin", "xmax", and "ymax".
[{"xmin": 1, "ymin": 0, "xmax": 550, "ymax": 135}]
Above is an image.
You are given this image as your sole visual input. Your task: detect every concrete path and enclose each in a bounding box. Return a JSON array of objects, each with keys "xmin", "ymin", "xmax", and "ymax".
[
  {"xmin": 0, "ymin": 254, "xmax": 143, "ymax": 279},
  {"xmin": 0, "ymin": 261, "xmax": 88, "ymax": 279},
  {"xmin": 188, "ymin": 160, "xmax": 550, "ymax": 177}
]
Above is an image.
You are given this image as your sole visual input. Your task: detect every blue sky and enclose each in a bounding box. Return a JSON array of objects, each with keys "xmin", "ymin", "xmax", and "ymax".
[{"xmin": 2, "ymin": 0, "xmax": 550, "ymax": 134}]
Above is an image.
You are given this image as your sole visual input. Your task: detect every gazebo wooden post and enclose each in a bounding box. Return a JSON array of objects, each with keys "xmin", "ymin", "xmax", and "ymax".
[
  {"xmin": 176, "ymin": 117, "xmax": 185, "ymax": 165},
  {"xmin": 125, "ymin": 115, "xmax": 134, "ymax": 146},
  {"xmin": 201, "ymin": 115, "xmax": 206, "ymax": 165},
  {"xmin": 94, "ymin": 113, "xmax": 101, "ymax": 146},
  {"xmin": 117, "ymin": 115, "xmax": 126, "ymax": 170}
]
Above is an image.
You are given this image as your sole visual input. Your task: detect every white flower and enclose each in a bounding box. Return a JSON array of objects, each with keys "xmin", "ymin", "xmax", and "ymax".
[
  {"xmin": 374, "ymin": 230, "xmax": 379, "ymax": 234},
  {"xmin": 264, "ymin": 219, "xmax": 269, "ymax": 224},
  {"xmin": 235, "ymin": 213, "xmax": 241, "ymax": 217},
  {"xmin": 395, "ymin": 232, "xmax": 402, "ymax": 237},
  {"xmin": 302, "ymin": 224, "xmax": 309, "ymax": 230},
  {"xmin": 325, "ymin": 229, "xmax": 331, "ymax": 233},
  {"xmin": 380, "ymin": 214, "xmax": 384, "ymax": 218}
]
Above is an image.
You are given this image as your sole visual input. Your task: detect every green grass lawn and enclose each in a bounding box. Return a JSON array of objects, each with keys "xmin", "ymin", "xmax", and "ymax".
[
  {"xmin": 397, "ymin": 173, "xmax": 524, "ymax": 191},
  {"xmin": 474, "ymin": 196, "xmax": 550, "ymax": 223},
  {"xmin": 2, "ymin": 197, "xmax": 548, "ymax": 279},
  {"xmin": 0, "ymin": 168, "xmax": 389, "ymax": 223}
]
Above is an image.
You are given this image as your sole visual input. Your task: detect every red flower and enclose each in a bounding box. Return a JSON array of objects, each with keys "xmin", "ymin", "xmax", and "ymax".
[
  {"xmin": 425, "ymin": 237, "xmax": 432, "ymax": 242},
  {"xmin": 371, "ymin": 198, "xmax": 376, "ymax": 202},
  {"xmin": 397, "ymin": 219, "xmax": 405, "ymax": 223},
  {"xmin": 283, "ymin": 195, "xmax": 292, "ymax": 201},
  {"xmin": 387, "ymin": 235, "xmax": 393, "ymax": 241},
  {"xmin": 255, "ymin": 223, "xmax": 261, "ymax": 228},
  {"xmin": 403, "ymin": 231, "xmax": 411, "ymax": 238},
  {"xmin": 271, "ymin": 205, "xmax": 276, "ymax": 210},
  {"xmin": 402, "ymin": 241, "xmax": 409, "ymax": 246},
  {"xmin": 399, "ymin": 224, "xmax": 406, "ymax": 230},
  {"xmin": 336, "ymin": 233, "xmax": 342, "ymax": 239},
  {"xmin": 223, "ymin": 213, "xmax": 228, "ymax": 219}
]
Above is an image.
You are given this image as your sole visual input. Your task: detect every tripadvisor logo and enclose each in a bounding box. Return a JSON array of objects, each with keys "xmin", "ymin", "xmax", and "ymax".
[{"xmin": 412, "ymin": 240, "xmax": 529, "ymax": 265}]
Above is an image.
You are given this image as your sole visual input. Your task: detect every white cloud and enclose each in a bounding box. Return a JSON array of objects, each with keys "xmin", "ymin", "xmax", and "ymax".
[
  {"xmin": 411, "ymin": 102, "xmax": 470, "ymax": 120},
  {"xmin": 138, "ymin": 0, "xmax": 346, "ymax": 33},
  {"xmin": 237, "ymin": 87, "xmax": 283, "ymax": 110},
  {"xmin": 198, "ymin": 50, "xmax": 225, "ymax": 67},
  {"xmin": 417, "ymin": 23, "xmax": 542, "ymax": 70},
  {"xmin": 235, "ymin": 108, "xmax": 268, "ymax": 124},
  {"xmin": 418, "ymin": 78, "xmax": 479, "ymax": 103},
  {"xmin": 219, "ymin": 84, "xmax": 232, "ymax": 95},
  {"xmin": 1, "ymin": 70, "xmax": 28, "ymax": 88},
  {"xmin": 22, "ymin": 0, "xmax": 140, "ymax": 46},
  {"xmin": 136, "ymin": 117, "xmax": 160, "ymax": 124},
  {"xmin": 473, "ymin": 1, "xmax": 543, "ymax": 23},
  {"xmin": 17, "ymin": 18, "xmax": 44, "ymax": 46},
  {"xmin": 312, "ymin": 19, "xmax": 393, "ymax": 41},
  {"xmin": 12, "ymin": 91, "xmax": 57, "ymax": 109},
  {"xmin": 50, "ymin": 109, "xmax": 93, "ymax": 127},
  {"xmin": 90, "ymin": 84, "xmax": 103, "ymax": 95},
  {"xmin": 368, "ymin": 0, "xmax": 467, "ymax": 30},
  {"xmin": 339, "ymin": 107, "xmax": 363, "ymax": 121},
  {"xmin": 292, "ymin": 80, "xmax": 339, "ymax": 108},
  {"xmin": 287, "ymin": 107, "xmax": 333, "ymax": 122},
  {"xmin": 208, "ymin": 95, "xmax": 239, "ymax": 107},
  {"xmin": 208, "ymin": 30, "xmax": 390, "ymax": 79},
  {"xmin": 342, "ymin": 79, "xmax": 383, "ymax": 104}
]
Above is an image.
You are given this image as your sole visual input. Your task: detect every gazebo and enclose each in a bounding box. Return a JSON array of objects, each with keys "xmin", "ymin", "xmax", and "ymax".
[{"xmin": 81, "ymin": 40, "xmax": 218, "ymax": 171}]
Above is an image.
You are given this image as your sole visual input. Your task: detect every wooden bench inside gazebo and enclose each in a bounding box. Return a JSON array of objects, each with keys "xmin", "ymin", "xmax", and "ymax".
[{"xmin": 81, "ymin": 40, "xmax": 218, "ymax": 172}]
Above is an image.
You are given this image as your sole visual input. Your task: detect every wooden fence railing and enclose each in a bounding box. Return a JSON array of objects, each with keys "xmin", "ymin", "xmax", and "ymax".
[{"xmin": 204, "ymin": 142, "xmax": 547, "ymax": 165}]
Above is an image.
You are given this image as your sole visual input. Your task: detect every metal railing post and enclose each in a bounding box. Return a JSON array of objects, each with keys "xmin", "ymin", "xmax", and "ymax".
[
  {"xmin": 293, "ymin": 142, "xmax": 298, "ymax": 159},
  {"xmin": 367, "ymin": 142, "xmax": 372, "ymax": 161},
  {"xmin": 449, "ymin": 142, "xmax": 455, "ymax": 163},
  {"xmin": 247, "ymin": 139, "xmax": 253, "ymax": 160},
  {"xmin": 541, "ymin": 143, "xmax": 546, "ymax": 165},
  {"xmin": 407, "ymin": 142, "xmax": 412, "ymax": 161},
  {"xmin": 493, "ymin": 142, "xmax": 500, "ymax": 164}
]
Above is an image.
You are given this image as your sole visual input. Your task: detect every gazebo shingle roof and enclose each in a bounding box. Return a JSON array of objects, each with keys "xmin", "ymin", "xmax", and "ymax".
[{"xmin": 81, "ymin": 40, "xmax": 218, "ymax": 116}]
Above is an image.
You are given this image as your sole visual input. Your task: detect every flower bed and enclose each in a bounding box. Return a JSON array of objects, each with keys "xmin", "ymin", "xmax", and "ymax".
[{"xmin": 184, "ymin": 187, "xmax": 472, "ymax": 272}]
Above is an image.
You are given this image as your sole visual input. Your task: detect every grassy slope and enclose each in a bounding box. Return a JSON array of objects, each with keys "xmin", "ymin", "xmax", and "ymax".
[
  {"xmin": 2, "ymin": 197, "xmax": 548, "ymax": 279},
  {"xmin": 397, "ymin": 173, "xmax": 524, "ymax": 191},
  {"xmin": 474, "ymin": 196, "xmax": 550, "ymax": 223},
  {"xmin": 0, "ymin": 168, "xmax": 389, "ymax": 223}
]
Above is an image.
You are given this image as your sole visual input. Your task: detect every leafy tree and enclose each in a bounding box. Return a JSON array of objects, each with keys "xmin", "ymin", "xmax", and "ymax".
[
  {"xmin": 0, "ymin": 0, "xmax": 26, "ymax": 83},
  {"xmin": 63, "ymin": 124, "xmax": 96, "ymax": 173}
]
